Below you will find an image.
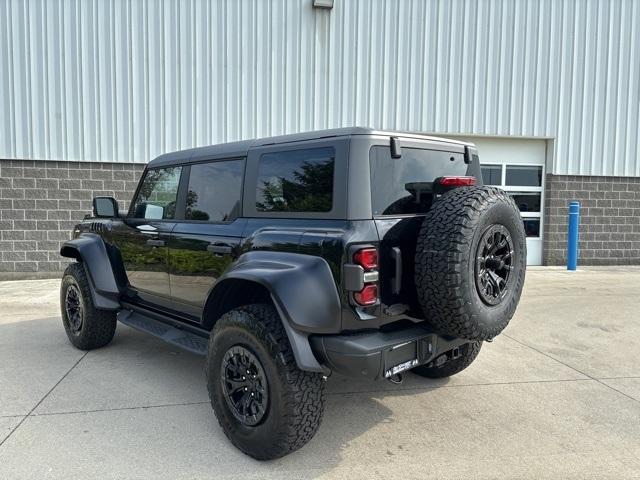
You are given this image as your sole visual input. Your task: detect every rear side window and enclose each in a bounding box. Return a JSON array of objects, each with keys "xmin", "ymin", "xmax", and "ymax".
[
  {"xmin": 370, "ymin": 146, "xmax": 469, "ymax": 216},
  {"xmin": 255, "ymin": 147, "xmax": 335, "ymax": 213},
  {"xmin": 131, "ymin": 166, "xmax": 182, "ymax": 219},
  {"xmin": 185, "ymin": 159, "xmax": 244, "ymax": 222}
]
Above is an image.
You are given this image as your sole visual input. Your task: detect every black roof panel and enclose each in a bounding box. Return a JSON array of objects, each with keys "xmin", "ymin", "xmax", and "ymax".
[{"xmin": 147, "ymin": 127, "xmax": 472, "ymax": 167}]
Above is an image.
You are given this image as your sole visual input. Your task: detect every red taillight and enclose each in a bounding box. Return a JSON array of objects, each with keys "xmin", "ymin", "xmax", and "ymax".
[
  {"xmin": 437, "ymin": 176, "xmax": 477, "ymax": 187},
  {"xmin": 353, "ymin": 248, "xmax": 378, "ymax": 270},
  {"xmin": 354, "ymin": 284, "xmax": 378, "ymax": 306},
  {"xmin": 350, "ymin": 247, "xmax": 379, "ymax": 306}
]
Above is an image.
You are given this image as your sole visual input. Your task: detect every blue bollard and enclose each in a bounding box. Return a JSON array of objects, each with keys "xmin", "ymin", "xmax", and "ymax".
[{"xmin": 567, "ymin": 201, "xmax": 580, "ymax": 271}]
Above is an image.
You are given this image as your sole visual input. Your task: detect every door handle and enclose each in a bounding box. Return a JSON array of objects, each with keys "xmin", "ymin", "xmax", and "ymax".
[
  {"xmin": 207, "ymin": 244, "xmax": 233, "ymax": 255},
  {"xmin": 137, "ymin": 224, "xmax": 158, "ymax": 233},
  {"xmin": 146, "ymin": 239, "xmax": 165, "ymax": 247}
]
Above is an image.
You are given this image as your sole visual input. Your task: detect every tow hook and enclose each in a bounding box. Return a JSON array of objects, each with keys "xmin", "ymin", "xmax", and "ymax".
[{"xmin": 387, "ymin": 373, "xmax": 404, "ymax": 385}]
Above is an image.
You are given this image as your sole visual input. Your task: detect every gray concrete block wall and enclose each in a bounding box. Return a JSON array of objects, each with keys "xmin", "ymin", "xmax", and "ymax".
[
  {"xmin": 0, "ymin": 159, "xmax": 144, "ymax": 278},
  {"xmin": 544, "ymin": 174, "xmax": 640, "ymax": 266},
  {"xmin": 3, "ymin": 161, "xmax": 640, "ymax": 276}
]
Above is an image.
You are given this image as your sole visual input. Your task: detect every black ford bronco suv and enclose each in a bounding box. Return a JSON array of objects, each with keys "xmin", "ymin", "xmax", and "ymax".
[{"xmin": 59, "ymin": 128, "xmax": 526, "ymax": 460}]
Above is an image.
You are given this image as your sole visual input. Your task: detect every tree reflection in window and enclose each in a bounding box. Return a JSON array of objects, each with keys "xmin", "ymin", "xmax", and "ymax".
[
  {"xmin": 184, "ymin": 159, "xmax": 244, "ymax": 222},
  {"xmin": 132, "ymin": 167, "xmax": 181, "ymax": 219},
  {"xmin": 256, "ymin": 148, "xmax": 335, "ymax": 213},
  {"xmin": 186, "ymin": 190, "xmax": 210, "ymax": 221}
]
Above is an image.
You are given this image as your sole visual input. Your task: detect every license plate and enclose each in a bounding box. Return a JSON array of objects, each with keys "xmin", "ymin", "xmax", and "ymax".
[{"xmin": 385, "ymin": 358, "xmax": 419, "ymax": 378}]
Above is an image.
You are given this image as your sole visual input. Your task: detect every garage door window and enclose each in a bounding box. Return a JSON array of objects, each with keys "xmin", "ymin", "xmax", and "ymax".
[
  {"xmin": 481, "ymin": 165, "xmax": 502, "ymax": 186},
  {"xmin": 523, "ymin": 219, "xmax": 541, "ymax": 237},
  {"xmin": 481, "ymin": 164, "xmax": 543, "ymax": 238},
  {"xmin": 511, "ymin": 192, "xmax": 541, "ymax": 212},
  {"xmin": 505, "ymin": 165, "xmax": 543, "ymax": 187}
]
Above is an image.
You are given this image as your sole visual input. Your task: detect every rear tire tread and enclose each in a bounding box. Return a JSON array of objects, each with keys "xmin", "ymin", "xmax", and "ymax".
[
  {"xmin": 60, "ymin": 262, "xmax": 117, "ymax": 350},
  {"xmin": 206, "ymin": 304, "xmax": 325, "ymax": 460},
  {"xmin": 415, "ymin": 186, "xmax": 526, "ymax": 340}
]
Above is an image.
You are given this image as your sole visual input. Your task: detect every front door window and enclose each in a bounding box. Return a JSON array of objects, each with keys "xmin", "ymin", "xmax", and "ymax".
[{"xmin": 131, "ymin": 167, "xmax": 182, "ymax": 219}]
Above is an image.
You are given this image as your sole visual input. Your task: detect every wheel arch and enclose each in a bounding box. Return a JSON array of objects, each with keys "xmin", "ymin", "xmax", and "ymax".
[
  {"xmin": 202, "ymin": 251, "xmax": 340, "ymax": 373},
  {"xmin": 201, "ymin": 278, "xmax": 271, "ymax": 332},
  {"xmin": 60, "ymin": 233, "xmax": 121, "ymax": 310}
]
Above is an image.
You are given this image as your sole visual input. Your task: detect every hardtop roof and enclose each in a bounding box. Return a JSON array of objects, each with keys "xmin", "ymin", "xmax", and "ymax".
[{"xmin": 147, "ymin": 127, "xmax": 473, "ymax": 167}]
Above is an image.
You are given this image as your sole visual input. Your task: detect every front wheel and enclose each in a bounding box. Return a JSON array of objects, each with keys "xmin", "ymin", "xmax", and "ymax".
[
  {"xmin": 60, "ymin": 262, "xmax": 117, "ymax": 350},
  {"xmin": 206, "ymin": 304, "xmax": 325, "ymax": 460}
]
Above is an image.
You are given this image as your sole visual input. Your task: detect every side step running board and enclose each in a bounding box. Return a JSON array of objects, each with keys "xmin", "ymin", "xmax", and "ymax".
[{"xmin": 117, "ymin": 310, "xmax": 209, "ymax": 355}]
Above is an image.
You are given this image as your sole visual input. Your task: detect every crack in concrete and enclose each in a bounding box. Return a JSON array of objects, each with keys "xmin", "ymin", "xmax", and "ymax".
[
  {"xmin": 327, "ymin": 377, "xmax": 595, "ymax": 397},
  {"xmin": 28, "ymin": 401, "xmax": 211, "ymax": 418},
  {"xmin": 596, "ymin": 376, "xmax": 640, "ymax": 380},
  {"xmin": 1, "ymin": 335, "xmax": 637, "ymax": 440},
  {"xmin": 0, "ymin": 351, "xmax": 88, "ymax": 448},
  {"xmin": 1, "ymin": 378, "xmax": 610, "ymax": 420},
  {"xmin": 503, "ymin": 334, "xmax": 640, "ymax": 404}
]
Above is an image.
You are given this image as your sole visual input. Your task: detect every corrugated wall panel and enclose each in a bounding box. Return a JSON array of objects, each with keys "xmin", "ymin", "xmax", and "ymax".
[{"xmin": 0, "ymin": 0, "xmax": 639, "ymax": 176}]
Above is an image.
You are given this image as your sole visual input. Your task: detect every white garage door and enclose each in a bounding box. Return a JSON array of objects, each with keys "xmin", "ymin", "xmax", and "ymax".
[{"xmin": 457, "ymin": 137, "xmax": 547, "ymax": 266}]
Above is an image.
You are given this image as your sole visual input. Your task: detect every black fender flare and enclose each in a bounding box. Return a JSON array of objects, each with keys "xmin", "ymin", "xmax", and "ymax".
[
  {"xmin": 211, "ymin": 251, "xmax": 342, "ymax": 373},
  {"xmin": 60, "ymin": 233, "xmax": 121, "ymax": 310}
]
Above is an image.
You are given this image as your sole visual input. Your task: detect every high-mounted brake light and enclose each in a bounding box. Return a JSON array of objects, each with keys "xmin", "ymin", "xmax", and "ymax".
[
  {"xmin": 354, "ymin": 284, "xmax": 378, "ymax": 306},
  {"xmin": 353, "ymin": 248, "xmax": 378, "ymax": 270},
  {"xmin": 437, "ymin": 176, "xmax": 477, "ymax": 187}
]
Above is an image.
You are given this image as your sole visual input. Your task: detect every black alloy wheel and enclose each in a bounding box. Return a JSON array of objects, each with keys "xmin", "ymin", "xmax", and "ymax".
[
  {"xmin": 475, "ymin": 224, "xmax": 514, "ymax": 306},
  {"xmin": 60, "ymin": 262, "xmax": 117, "ymax": 350},
  {"xmin": 415, "ymin": 186, "xmax": 526, "ymax": 340},
  {"xmin": 64, "ymin": 283, "xmax": 84, "ymax": 333},
  {"xmin": 220, "ymin": 345, "xmax": 269, "ymax": 427},
  {"xmin": 206, "ymin": 304, "xmax": 325, "ymax": 460}
]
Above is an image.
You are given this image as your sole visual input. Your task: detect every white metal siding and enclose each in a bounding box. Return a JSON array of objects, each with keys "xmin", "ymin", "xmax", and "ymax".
[{"xmin": 0, "ymin": 0, "xmax": 639, "ymax": 176}]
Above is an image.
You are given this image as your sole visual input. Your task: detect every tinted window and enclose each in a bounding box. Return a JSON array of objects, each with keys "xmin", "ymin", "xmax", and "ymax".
[
  {"xmin": 370, "ymin": 146, "xmax": 468, "ymax": 215},
  {"xmin": 481, "ymin": 165, "xmax": 502, "ymax": 186},
  {"xmin": 186, "ymin": 159, "xmax": 244, "ymax": 222},
  {"xmin": 506, "ymin": 165, "xmax": 543, "ymax": 187},
  {"xmin": 256, "ymin": 147, "xmax": 335, "ymax": 213},
  {"xmin": 131, "ymin": 167, "xmax": 182, "ymax": 219}
]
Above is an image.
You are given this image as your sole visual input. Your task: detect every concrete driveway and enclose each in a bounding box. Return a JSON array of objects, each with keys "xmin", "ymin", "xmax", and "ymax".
[{"xmin": 1, "ymin": 268, "xmax": 639, "ymax": 479}]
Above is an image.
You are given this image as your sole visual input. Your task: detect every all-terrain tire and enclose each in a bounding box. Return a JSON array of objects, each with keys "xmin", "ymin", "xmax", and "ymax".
[
  {"xmin": 60, "ymin": 262, "xmax": 117, "ymax": 350},
  {"xmin": 415, "ymin": 186, "xmax": 526, "ymax": 341},
  {"xmin": 412, "ymin": 341, "xmax": 482, "ymax": 378},
  {"xmin": 206, "ymin": 304, "xmax": 325, "ymax": 460}
]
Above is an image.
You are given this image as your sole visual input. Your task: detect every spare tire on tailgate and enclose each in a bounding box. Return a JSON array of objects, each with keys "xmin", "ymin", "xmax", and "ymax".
[{"xmin": 415, "ymin": 186, "xmax": 526, "ymax": 341}]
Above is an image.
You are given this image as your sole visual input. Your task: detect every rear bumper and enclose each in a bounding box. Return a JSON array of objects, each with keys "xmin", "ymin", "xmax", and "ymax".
[{"xmin": 309, "ymin": 324, "xmax": 469, "ymax": 380}]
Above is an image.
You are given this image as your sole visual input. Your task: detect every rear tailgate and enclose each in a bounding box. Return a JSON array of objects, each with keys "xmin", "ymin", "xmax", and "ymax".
[{"xmin": 369, "ymin": 143, "xmax": 481, "ymax": 317}]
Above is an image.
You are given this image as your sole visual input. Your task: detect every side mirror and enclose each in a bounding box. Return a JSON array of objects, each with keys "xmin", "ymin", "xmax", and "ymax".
[{"xmin": 93, "ymin": 197, "xmax": 119, "ymax": 218}]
